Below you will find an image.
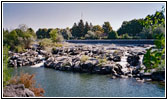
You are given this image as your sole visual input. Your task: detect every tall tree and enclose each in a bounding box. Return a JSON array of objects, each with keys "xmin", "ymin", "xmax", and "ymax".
[
  {"xmin": 102, "ymin": 22, "xmax": 112, "ymax": 34},
  {"xmin": 84, "ymin": 21, "xmax": 91, "ymax": 34},
  {"xmin": 78, "ymin": 19, "xmax": 85, "ymax": 37}
]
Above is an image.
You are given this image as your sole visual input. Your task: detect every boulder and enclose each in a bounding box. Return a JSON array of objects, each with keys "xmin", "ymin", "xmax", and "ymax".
[
  {"xmin": 151, "ymin": 71, "xmax": 165, "ymax": 81},
  {"xmin": 127, "ymin": 54, "xmax": 140, "ymax": 66},
  {"xmin": 3, "ymin": 84, "xmax": 35, "ymax": 97}
]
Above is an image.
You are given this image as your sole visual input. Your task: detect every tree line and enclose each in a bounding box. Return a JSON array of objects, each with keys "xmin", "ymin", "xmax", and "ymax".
[{"xmin": 3, "ymin": 8, "xmax": 165, "ymax": 52}]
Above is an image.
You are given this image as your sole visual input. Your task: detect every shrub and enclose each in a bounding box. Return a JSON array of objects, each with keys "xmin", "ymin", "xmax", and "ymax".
[
  {"xmin": 98, "ymin": 58, "xmax": 107, "ymax": 66},
  {"xmin": 108, "ymin": 30, "xmax": 118, "ymax": 39},
  {"xmin": 85, "ymin": 31, "xmax": 96, "ymax": 39},
  {"xmin": 39, "ymin": 39, "xmax": 53, "ymax": 48},
  {"xmin": 80, "ymin": 55, "xmax": 89, "ymax": 63},
  {"xmin": 9, "ymin": 73, "xmax": 45, "ymax": 97},
  {"xmin": 121, "ymin": 33, "xmax": 132, "ymax": 39},
  {"xmin": 14, "ymin": 45, "xmax": 25, "ymax": 53},
  {"xmin": 49, "ymin": 29, "xmax": 64, "ymax": 42}
]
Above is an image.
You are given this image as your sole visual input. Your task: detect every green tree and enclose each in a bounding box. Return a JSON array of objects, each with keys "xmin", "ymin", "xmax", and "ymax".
[
  {"xmin": 78, "ymin": 19, "xmax": 85, "ymax": 37},
  {"xmin": 92, "ymin": 25, "xmax": 104, "ymax": 32},
  {"xmin": 143, "ymin": 7, "xmax": 165, "ymax": 71},
  {"xmin": 71, "ymin": 22, "xmax": 79, "ymax": 38},
  {"xmin": 117, "ymin": 19, "xmax": 144, "ymax": 37},
  {"xmin": 84, "ymin": 21, "xmax": 91, "ymax": 34},
  {"xmin": 49, "ymin": 29, "xmax": 64, "ymax": 42},
  {"xmin": 108, "ymin": 30, "xmax": 118, "ymax": 39},
  {"xmin": 102, "ymin": 22, "xmax": 112, "ymax": 34}
]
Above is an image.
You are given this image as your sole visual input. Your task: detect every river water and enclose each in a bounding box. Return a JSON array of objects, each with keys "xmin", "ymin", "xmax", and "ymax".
[{"xmin": 12, "ymin": 66, "xmax": 165, "ymax": 97}]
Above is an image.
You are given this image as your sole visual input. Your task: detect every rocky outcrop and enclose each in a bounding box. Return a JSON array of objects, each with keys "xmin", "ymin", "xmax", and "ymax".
[
  {"xmin": 3, "ymin": 84, "xmax": 35, "ymax": 97},
  {"xmin": 8, "ymin": 43, "xmax": 164, "ymax": 82},
  {"xmin": 8, "ymin": 49, "xmax": 45, "ymax": 68}
]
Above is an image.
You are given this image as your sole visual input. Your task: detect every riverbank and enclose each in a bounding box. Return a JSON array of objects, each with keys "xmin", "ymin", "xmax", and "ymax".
[{"xmin": 8, "ymin": 43, "xmax": 165, "ymax": 83}]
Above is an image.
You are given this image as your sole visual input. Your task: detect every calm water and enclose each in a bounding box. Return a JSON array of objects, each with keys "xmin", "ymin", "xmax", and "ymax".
[{"xmin": 12, "ymin": 66, "xmax": 165, "ymax": 97}]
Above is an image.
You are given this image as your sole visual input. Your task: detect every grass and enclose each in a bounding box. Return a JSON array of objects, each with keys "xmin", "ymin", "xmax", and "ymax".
[
  {"xmin": 80, "ymin": 55, "xmax": 89, "ymax": 63},
  {"xmin": 38, "ymin": 38, "xmax": 63, "ymax": 52}
]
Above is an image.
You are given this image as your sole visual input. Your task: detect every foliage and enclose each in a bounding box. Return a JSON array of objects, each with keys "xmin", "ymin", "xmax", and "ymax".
[
  {"xmin": 80, "ymin": 55, "xmax": 89, "ymax": 63},
  {"xmin": 92, "ymin": 25, "xmax": 104, "ymax": 33},
  {"xmin": 3, "ymin": 25, "xmax": 35, "ymax": 52},
  {"xmin": 84, "ymin": 22, "xmax": 91, "ymax": 34},
  {"xmin": 49, "ymin": 29, "xmax": 64, "ymax": 42},
  {"xmin": 85, "ymin": 31, "xmax": 96, "ymax": 39},
  {"xmin": 143, "ymin": 7, "xmax": 165, "ymax": 71},
  {"xmin": 60, "ymin": 28, "xmax": 72, "ymax": 40},
  {"xmin": 9, "ymin": 73, "xmax": 45, "ymax": 97},
  {"xmin": 117, "ymin": 19, "xmax": 144, "ymax": 36},
  {"xmin": 39, "ymin": 39, "xmax": 63, "ymax": 50},
  {"xmin": 102, "ymin": 22, "xmax": 112, "ymax": 34},
  {"xmin": 3, "ymin": 46, "xmax": 11, "ymax": 86},
  {"xmin": 98, "ymin": 58, "xmax": 107, "ymax": 66},
  {"xmin": 108, "ymin": 30, "xmax": 118, "ymax": 39},
  {"xmin": 36, "ymin": 28, "xmax": 52, "ymax": 39},
  {"xmin": 121, "ymin": 33, "xmax": 132, "ymax": 39}
]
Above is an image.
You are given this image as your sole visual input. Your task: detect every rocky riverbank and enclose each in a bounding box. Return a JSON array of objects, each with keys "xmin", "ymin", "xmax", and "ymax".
[
  {"xmin": 8, "ymin": 43, "xmax": 165, "ymax": 82},
  {"xmin": 3, "ymin": 84, "xmax": 35, "ymax": 97}
]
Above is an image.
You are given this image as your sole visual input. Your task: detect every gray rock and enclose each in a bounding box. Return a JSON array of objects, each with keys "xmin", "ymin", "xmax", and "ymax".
[{"xmin": 3, "ymin": 84, "xmax": 35, "ymax": 97}]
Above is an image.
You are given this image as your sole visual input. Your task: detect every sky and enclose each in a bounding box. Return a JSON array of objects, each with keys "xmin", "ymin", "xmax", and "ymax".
[{"xmin": 3, "ymin": 2, "xmax": 165, "ymax": 31}]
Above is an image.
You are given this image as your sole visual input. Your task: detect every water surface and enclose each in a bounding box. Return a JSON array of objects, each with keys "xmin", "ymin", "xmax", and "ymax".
[{"xmin": 12, "ymin": 66, "xmax": 165, "ymax": 97}]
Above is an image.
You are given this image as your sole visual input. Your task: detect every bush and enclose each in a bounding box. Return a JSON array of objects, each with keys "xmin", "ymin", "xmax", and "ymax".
[
  {"xmin": 85, "ymin": 31, "xmax": 96, "ymax": 39},
  {"xmin": 80, "ymin": 55, "xmax": 89, "ymax": 63},
  {"xmin": 108, "ymin": 30, "xmax": 118, "ymax": 39},
  {"xmin": 49, "ymin": 29, "xmax": 64, "ymax": 42},
  {"xmin": 121, "ymin": 33, "xmax": 132, "ymax": 39},
  {"xmin": 39, "ymin": 39, "xmax": 63, "ymax": 50},
  {"xmin": 9, "ymin": 73, "xmax": 45, "ymax": 97},
  {"xmin": 14, "ymin": 45, "xmax": 25, "ymax": 53},
  {"xmin": 98, "ymin": 58, "xmax": 107, "ymax": 66}
]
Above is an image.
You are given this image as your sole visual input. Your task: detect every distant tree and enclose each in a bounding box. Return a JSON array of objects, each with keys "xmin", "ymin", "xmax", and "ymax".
[
  {"xmin": 95, "ymin": 31, "xmax": 104, "ymax": 39},
  {"xmin": 108, "ymin": 30, "xmax": 118, "ymax": 39},
  {"xmin": 92, "ymin": 25, "xmax": 104, "ymax": 32},
  {"xmin": 90, "ymin": 22, "xmax": 93, "ymax": 30},
  {"xmin": 102, "ymin": 22, "xmax": 112, "ymax": 34},
  {"xmin": 36, "ymin": 28, "xmax": 51, "ymax": 39},
  {"xmin": 61, "ymin": 28, "xmax": 72, "ymax": 40},
  {"xmin": 18, "ymin": 24, "xmax": 28, "ymax": 32},
  {"xmin": 71, "ymin": 22, "xmax": 79, "ymax": 38},
  {"xmin": 85, "ymin": 31, "xmax": 96, "ymax": 39},
  {"xmin": 78, "ymin": 19, "xmax": 85, "ymax": 37},
  {"xmin": 84, "ymin": 21, "xmax": 91, "ymax": 34},
  {"xmin": 117, "ymin": 19, "xmax": 144, "ymax": 36},
  {"xmin": 49, "ymin": 29, "xmax": 64, "ymax": 42}
]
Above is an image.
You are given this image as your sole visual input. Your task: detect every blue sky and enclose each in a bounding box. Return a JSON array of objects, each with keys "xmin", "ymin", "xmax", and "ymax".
[{"xmin": 3, "ymin": 3, "xmax": 165, "ymax": 31}]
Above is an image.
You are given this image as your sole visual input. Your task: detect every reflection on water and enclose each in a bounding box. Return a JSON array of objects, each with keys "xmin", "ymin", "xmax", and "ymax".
[{"xmin": 12, "ymin": 67, "xmax": 165, "ymax": 97}]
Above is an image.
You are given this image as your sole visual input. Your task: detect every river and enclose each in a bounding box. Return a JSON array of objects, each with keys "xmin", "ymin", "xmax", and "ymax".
[{"xmin": 12, "ymin": 66, "xmax": 165, "ymax": 97}]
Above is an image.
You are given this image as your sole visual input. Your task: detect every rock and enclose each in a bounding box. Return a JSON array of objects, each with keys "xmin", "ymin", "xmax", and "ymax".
[
  {"xmin": 151, "ymin": 71, "xmax": 165, "ymax": 81},
  {"xmin": 3, "ymin": 84, "xmax": 35, "ymax": 97},
  {"xmin": 73, "ymin": 61, "xmax": 81, "ymax": 72},
  {"xmin": 112, "ymin": 56, "xmax": 121, "ymax": 62},
  {"xmin": 139, "ymin": 72, "xmax": 152, "ymax": 80},
  {"xmin": 111, "ymin": 75, "xmax": 116, "ymax": 79},
  {"xmin": 127, "ymin": 54, "xmax": 140, "ymax": 66}
]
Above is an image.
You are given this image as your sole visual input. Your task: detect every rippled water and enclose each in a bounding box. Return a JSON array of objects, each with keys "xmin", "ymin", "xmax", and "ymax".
[{"xmin": 12, "ymin": 67, "xmax": 165, "ymax": 97}]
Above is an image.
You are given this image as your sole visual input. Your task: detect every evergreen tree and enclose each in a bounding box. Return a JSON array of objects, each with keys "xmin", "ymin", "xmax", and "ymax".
[
  {"xmin": 78, "ymin": 19, "xmax": 85, "ymax": 37},
  {"xmin": 84, "ymin": 21, "xmax": 91, "ymax": 34}
]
